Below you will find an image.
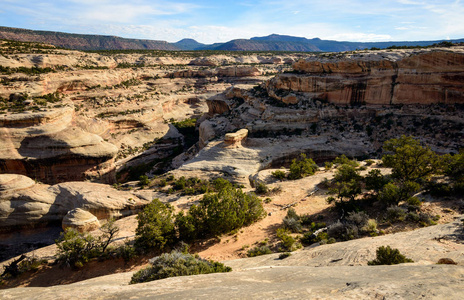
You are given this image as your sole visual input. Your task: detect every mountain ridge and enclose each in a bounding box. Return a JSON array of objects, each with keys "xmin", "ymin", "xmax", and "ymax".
[{"xmin": 1, "ymin": 26, "xmax": 463, "ymax": 52}]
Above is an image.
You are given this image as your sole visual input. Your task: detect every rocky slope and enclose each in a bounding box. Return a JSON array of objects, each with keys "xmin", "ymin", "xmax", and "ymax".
[
  {"xmin": 1, "ymin": 217, "xmax": 462, "ymax": 299},
  {"xmin": 1, "ymin": 42, "xmax": 302, "ymax": 184}
]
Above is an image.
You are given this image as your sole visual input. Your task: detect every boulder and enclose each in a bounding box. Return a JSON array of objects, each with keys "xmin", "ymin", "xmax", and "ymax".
[{"xmin": 62, "ymin": 208, "xmax": 100, "ymax": 232}]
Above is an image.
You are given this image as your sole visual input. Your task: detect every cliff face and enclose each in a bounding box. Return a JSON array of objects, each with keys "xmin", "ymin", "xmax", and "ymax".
[
  {"xmin": 267, "ymin": 48, "xmax": 464, "ymax": 105},
  {"xmin": 0, "ymin": 105, "xmax": 118, "ymax": 184}
]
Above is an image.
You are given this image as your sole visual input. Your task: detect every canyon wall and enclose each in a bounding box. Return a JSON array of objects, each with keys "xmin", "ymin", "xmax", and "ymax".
[{"xmin": 266, "ymin": 48, "xmax": 464, "ymax": 106}]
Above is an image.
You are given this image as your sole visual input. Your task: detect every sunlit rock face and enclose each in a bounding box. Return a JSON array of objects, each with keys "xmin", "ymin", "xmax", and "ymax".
[{"xmin": 267, "ymin": 48, "xmax": 464, "ymax": 106}]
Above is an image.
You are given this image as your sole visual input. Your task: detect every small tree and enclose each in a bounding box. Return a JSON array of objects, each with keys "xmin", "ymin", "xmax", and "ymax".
[
  {"xmin": 382, "ymin": 136, "xmax": 440, "ymax": 183},
  {"xmin": 100, "ymin": 218, "xmax": 120, "ymax": 253},
  {"xmin": 329, "ymin": 164, "xmax": 363, "ymax": 203},
  {"xmin": 135, "ymin": 199, "xmax": 176, "ymax": 251}
]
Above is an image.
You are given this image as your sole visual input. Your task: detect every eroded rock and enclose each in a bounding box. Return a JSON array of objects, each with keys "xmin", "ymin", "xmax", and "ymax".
[
  {"xmin": 62, "ymin": 208, "xmax": 100, "ymax": 233},
  {"xmin": 0, "ymin": 174, "xmax": 149, "ymax": 232}
]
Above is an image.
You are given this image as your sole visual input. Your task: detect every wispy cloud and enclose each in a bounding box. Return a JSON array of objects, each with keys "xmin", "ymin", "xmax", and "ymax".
[{"xmin": 1, "ymin": 0, "xmax": 463, "ymax": 43}]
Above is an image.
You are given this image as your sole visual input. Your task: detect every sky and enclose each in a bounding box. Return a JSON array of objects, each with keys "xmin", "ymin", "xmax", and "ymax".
[{"xmin": 0, "ymin": 0, "xmax": 463, "ymax": 44}]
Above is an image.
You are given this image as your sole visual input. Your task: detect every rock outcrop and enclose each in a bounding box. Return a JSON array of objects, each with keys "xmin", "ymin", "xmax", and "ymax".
[
  {"xmin": 0, "ymin": 104, "xmax": 118, "ymax": 184},
  {"xmin": 267, "ymin": 47, "xmax": 464, "ymax": 106},
  {"xmin": 62, "ymin": 208, "xmax": 100, "ymax": 233},
  {"xmin": 0, "ymin": 174, "xmax": 148, "ymax": 232},
  {"xmin": 224, "ymin": 129, "xmax": 248, "ymax": 147}
]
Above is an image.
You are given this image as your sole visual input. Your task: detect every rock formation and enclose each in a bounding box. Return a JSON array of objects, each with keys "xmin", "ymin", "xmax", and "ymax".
[
  {"xmin": 0, "ymin": 174, "xmax": 148, "ymax": 232},
  {"xmin": 62, "ymin": 208, "xmax": 100, "ymax": 233},
  {"xmin": 266, "ymin": 47, "xmax": 464, "ymax": 106},
  {"xmin": 224, "ymin": 129, "xmax": 248, "ymax": 147},
  {"xmin": 0, "ymin": 104, "xmax": 118, "ymax": 184}
]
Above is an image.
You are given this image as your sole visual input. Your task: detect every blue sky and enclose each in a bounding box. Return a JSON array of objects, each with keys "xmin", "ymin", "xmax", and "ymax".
[{"xmin": 1, "ymin": 0, "xmax": 463, "ymax": 43}]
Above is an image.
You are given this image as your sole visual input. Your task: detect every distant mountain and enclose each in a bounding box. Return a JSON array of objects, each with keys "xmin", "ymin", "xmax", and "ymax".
[
  {"xmin": 1, "ymin": 27, "xmax": 463, "ymax": 52},
  {"xmin": 249, "ymin": 34, "xmax": 464, "ymax": 52},
  {"xmin": 0, "ymin": 26, "xmax": 178, "ymax": 51},
  {"xmin": 206, "ymin": 39, "xmax": 320, "ymax": 52},
  {"xmin": 173, "ymin": 38, "xmax": 206, "ymax": 50}
]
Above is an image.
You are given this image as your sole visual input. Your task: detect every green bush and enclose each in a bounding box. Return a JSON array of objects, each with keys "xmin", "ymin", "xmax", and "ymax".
[
  {"xmin": 130, "ymin": 251, "xmax": 231, "ymax": 284},
  {"xmin": 333, "ymin": 155, "xmax": 359, "ymax": 167},
  {"xmin": 135, "ymin": 199, "xmax": 176, "ymax": 251},
  {"xmin": 55, "ymin": 229, "xmax": 101, "ymax": 268},
  {"xmin": 385, "ymin": 206, "xmax": 407, "ymax": 222},
  {"xmin": 382, "ymin": 135, "xmax": 440, "ymax": 182},
  {"xmin": 187, "ymin": 184, "xmax": 266, "ymax": 238},
  {"xmin": 276, "ymin": 228, "xmax": 301, "ymax": 251},
  {"xmin": 255, "ymin": 181, "xmax": 269, "ymax": 195},
  {"xmin": 55, "ymin": 219, "xmax": 120, "ymax": 268},
  {"xmin": 272, "ymin": 170, "xmax": 286, "ymax": 181},
  {"xmin": 368, "ymin": 246, "xmax": 413, "ymax": 265},
  {"xmin": 283, "ymin": 208, "xmax": 302, "ymax": 233},
  {"xmin": 278, "ymin": 252, "xmax": 292, "ymax": 259},
  {"xmin": 138, "ymin": 175, "xmax": 150, "ymax": 187},
  {"xmin": 247, "ymin": 245, "xmax": 273, "ymax": 257},
  {"xmin": 288, "ymin": 154, "xmax": 318, "ymax": 180}
]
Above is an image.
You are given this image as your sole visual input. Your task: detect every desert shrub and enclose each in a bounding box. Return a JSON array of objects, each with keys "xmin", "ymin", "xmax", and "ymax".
[
  {"xmin": 346, "ymin": 211, "xmax": 369, "ymax": 227},
  {"xmin": 247, "ymin": 245, "xmax": 273, "ymax": 257},
  {"xmin": 138, "ymin": 175, "xmax": 150, "ymax": 187},
  {"xmin": 272, "ymin": 170, "xmax": 286, "ymax": 181},
  {"xmin": 288, "ymin": 154, "xmax": 318, "ymax": 180},
  {"xmin": 325, "ymin": 212, "xmax": 371, "ymax": 241},
  {"xmin": 324, "ymin": 161, "xmax": 333, "ymax": 170},
  {"xmin": 278, "ymin": 252, "xmax": 292, "ymax": 259},
  {"xmin": 283, "ymin": 208, "xmax": 302, "ymax": 233},
  {"xmin": 333, "ymin": 155, "xmax": 359, "ymax": 167},
  {"xmin": 130, "ymin": 251, "xmax": 231, "ymax": 284},
  {"xmin": 328, "ymin": 164, "xmax": 363, "ymax": 212},
  {"xmin": 368, "ymin": 246, "xmax": 413, "ymax": 265},
  {"xmin": 406, "ymin": 196, "xmax": 421, "ymax": 207},
  {"xmin": 276, "ymin": 228, "xmax": 302, "ymax": 251},
  {"xmin": 117, "ymin": 240, "xmax": 137, "ymax": 262},
  {"xmin": 385, "ymin": 206, "xmax": 407, "ymax": 222},
  {"xmin": 1, "ymin": 255, "xmax": 48, "ymax": 279},
  {"xmin": 255, "ymin": 181, "xmax": 269, "ymax": 195},
  {"xmin": 135, "ymin": 199, "xmax": 176, "ymax": 251},
  {"xmin": 378, "ymin": 181, "xmax": 420, "ymax": 206},
  {"xmin": 301, "ymin": 231, "xmax": 330, "ymax": 245},
  {"xmin": 55, "ymin": 229, "xmax": 101, "ymax": 268},
  {"xmin": 195, "ymin": 187, "xmax": 265, "ymax": 236},
  {"xmin": 362, "ymin": 219, "xmax": 378, "ymax": 235}
]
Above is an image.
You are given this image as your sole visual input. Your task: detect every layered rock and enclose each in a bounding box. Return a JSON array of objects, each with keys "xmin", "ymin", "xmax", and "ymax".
[
  {"xmin": 62, "ymin": 208, "xmax": 100, "ymax": 232},
  {"xmin": 0, "ymin": 174, "xmax": 148, "ymax": 232},
  {"xmin": 267, "ymin": 47, "xmax": 464, "ymax": 105},
  {"xmin": 0, "ymin": 104, "xmax": 118, "ymax": 183}
]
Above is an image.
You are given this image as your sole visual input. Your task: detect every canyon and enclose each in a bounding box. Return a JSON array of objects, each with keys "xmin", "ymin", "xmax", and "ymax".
[{"xmin": 0, "ymin": 40, "xmax": 463, "ymax": 298}]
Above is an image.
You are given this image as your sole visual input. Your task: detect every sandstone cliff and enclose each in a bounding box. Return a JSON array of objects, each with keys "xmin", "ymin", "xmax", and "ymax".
[{"xmin": 266, "ymin": 47, "xmax": 464, "ymax": 105}]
